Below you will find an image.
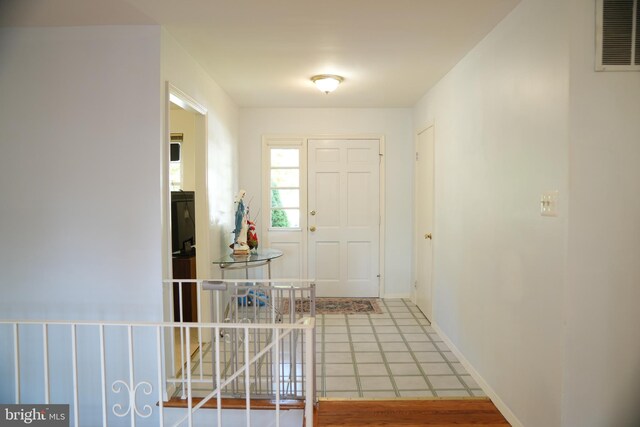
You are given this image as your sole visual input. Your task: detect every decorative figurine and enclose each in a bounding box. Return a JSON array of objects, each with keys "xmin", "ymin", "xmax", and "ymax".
[
  {"xmin": 231, "ymin": 190, "xmax": 250, "ymax": 255},
  {"xmin": 247, "ymin": 220, "xmax": 258, "ymax": 251}
]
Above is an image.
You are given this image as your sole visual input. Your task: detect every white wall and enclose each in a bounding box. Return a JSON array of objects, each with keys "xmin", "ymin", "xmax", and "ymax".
[
  {"xmin": 0, "ymin": 25, "xmax": 164, "ymax": 424},
  {"xmin": 563, "ymin": 1, "xmax": 640, "ymax": 426},
  {"xmin": 239, "ymin": 108, "xmax": 414, "ymax": 297},
  {"xmin": 161, "ymin": 29, "xmax": 240, "ymax": 279},
  {"xmin": 0, "ymin": 26, "xmax": 163, "ymax": 321},
  {"xmin": 413, "ymin": 1, "xmax": 569, "ymax": 425}
]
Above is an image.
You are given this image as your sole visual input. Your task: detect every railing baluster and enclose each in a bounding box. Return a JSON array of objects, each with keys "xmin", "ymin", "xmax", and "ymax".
[
  {"xmin": 127, "ymin": 325, "xmax": 135, "ymax": 427},
  {"xmin": 245, "ymin": 327, "xmax": 251, "ymax": 427},
  {"xmin": 160, "ymin": 327, "xmax": 168, "ymax": 402},
  {"xmin": 197, "ymin": 283, "xmax": 203, "ymax": 381},
  {"xmin": 179, "ymin": 309, "xmax": 186, "ymax": 399},
  {"xmin": 178, "ymin": 280, "xmax": 187, "ymax": 401},
  {"xmin": 215, "ymin": 290, "xmax": 220, "ymax": 323},
  {"xmin": 178, "ymin": 281, "xmax": 184, "ymax": 323},
  {"xmin": 215, "ymin": 326, "xmax": 222, "ymax": 427},
  {"xmin": 71, "ymin": 324, "xmax": 79, "ymax": 427},
  {"xmin": 305, "ymin": 322, "xmax": 314, "ymax": 427},
  {"xmin": 14, "ymin": 323, "xmax": 20, "ymax": 404},
  {"xmin": 186, "ymin": 326, "xmax": 192, "ymax": 427},
  {"xmin": 42, "ymin": 324, "xmax": 50, "ymax": 404},
  {"xmin": 252, "ymin": 292, "xmax": 258, "ymax": 395},
  {"xmin": 275, "ymin": 328, "xmax": 280, "ymax": 427},
  {"xmin": 233, "ymin": 287, "xmax": 239, "ymax": 394},
  {"xmin": 310, "ymin": 283, "xmax": 317, "ymax": 403},
  {"xmin": 289, "ymin": 287, "xmax": 296, "ymax": 396},
  {"xmin": 156, "ymin": 326, "xmax": 164, "ymax": 427},
  {"xmin": 99, "ymin": 325, "xmax": 107, "ymax": 427},
  {"xmin": 168, "ymin": 284, "xmax": 177, "ymax": 394}
]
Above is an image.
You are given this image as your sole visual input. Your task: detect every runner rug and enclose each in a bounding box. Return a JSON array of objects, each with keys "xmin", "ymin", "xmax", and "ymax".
[{"xmin": 282, "ymin": 298, "xmax": 383, "ymax": 315}]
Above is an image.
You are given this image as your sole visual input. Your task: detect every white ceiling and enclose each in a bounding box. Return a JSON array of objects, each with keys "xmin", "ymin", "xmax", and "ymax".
[{"xmin": 2, "ymin": 0, "xmax": 520, "ymax": 108}]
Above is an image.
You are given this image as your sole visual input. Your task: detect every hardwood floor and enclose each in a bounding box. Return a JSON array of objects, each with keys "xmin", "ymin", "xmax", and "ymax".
[
  {"xmin": 314, "ymin": 398, "xmax": 511, "ymax": 427},
  {"xmin": 164, "ymin": 396, "xmax": 305, "ymax": 410},
  {"xmin": 165, "ymin": 396, "xmax": 511, "ymax": 426}
]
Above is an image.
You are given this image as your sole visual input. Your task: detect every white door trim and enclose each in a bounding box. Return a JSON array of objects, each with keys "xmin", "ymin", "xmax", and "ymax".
[
  {"xmin": 163, "ymin": 82, "xmax": 209, "ymax": 281},
  {"xmin": 262, "ymin": 134, "xmax": 386, "ymax": 297}
]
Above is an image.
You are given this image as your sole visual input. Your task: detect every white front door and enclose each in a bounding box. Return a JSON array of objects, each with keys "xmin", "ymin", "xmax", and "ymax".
[
  {"xmin": 307, "ymin": 139, "xmax": 380, "ymax": 297},
  {"xmin": 415, "ymin": 127, "xmax": 435, "ymax": 319}
]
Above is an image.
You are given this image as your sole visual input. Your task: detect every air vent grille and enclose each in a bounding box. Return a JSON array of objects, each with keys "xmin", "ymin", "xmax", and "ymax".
[
  {"xmin": 596, "ymin": 0, "xmax": 640, "ymax": 70},
  {"xmin": 602, "ymin": 0, "xmax": 633, "ymax": 64}
]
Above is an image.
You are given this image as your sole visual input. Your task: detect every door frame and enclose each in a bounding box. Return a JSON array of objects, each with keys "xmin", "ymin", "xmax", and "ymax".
[
  {"xmin": 161, "ymin": 82, "xmax": 209, "ymax": 396},
  {"xmin": 261, "ymin": 134, "xmax": 386, "ymax": 297},
  {"xmin": 162, "ymin": 82, "xmax": 209, "ymax": 281},
  {"xmin": 413, "ymin": 123, "xmax": 435, "ymax": 314}
]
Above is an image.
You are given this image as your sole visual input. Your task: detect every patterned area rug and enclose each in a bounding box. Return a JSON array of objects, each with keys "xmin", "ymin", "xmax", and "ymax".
[{"xmin": 283, "ymin": 298, "xmax": 383, "ymax": 315}]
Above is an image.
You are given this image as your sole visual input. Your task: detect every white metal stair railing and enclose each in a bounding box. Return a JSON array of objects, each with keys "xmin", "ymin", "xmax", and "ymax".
[
  {"xmin": 163, "ymin": 280, "xmax": 316, "ymax": 402},
  {"xmin": 172, "ymin": 318, "xmax": 314, "ymax": 427},
  {"xmin": 0, "ymin": 318, "xmax": 316, "ymax": 427}
]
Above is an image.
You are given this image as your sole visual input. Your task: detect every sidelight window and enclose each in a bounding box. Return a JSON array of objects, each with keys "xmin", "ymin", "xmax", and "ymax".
[{"xmin": 269, "ymin": 148, "xmax": 300, "ymax": 228}]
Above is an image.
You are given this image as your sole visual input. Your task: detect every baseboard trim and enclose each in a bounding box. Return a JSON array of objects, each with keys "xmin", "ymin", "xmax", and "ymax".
[{"xmin": 431, "ymin": 322, "xmax": 524, "ymax": 427}]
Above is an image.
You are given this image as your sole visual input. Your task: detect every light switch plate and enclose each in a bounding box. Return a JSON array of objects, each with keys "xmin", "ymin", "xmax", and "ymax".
[{"xmin": 540, "ymin": 191, "xmax": 559, "ymax": 217}]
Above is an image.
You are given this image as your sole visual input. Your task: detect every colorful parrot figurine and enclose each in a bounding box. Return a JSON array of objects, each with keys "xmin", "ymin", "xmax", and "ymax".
[{"xmin": 247, "ymin": 220, "xmax": 258, "ymax": 251}]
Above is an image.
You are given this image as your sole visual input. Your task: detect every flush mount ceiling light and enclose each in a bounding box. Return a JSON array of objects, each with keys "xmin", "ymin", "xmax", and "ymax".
[{"xmin": 311, "ymin": 74, "xmax": 344, "ymax": 94}]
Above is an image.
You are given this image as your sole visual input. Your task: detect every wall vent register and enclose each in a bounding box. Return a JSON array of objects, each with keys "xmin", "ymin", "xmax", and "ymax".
[{"xmin": 596, "ymin": 0, "xmax": 640, "ymax": 71}]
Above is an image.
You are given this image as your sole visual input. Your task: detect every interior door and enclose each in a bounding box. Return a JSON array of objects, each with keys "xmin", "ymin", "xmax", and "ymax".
[
  {"xmin": 416, "ymin": 127, "xmax": 435, "ymax": 319},
  {"xmin": 307, "ymin": 139, "xmax": 380, "ymax": 297}
]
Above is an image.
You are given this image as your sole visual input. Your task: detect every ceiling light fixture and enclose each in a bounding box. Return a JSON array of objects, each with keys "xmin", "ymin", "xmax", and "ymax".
[{"xmin": 311, "ymin": 74, "xmax": 344, "ymax": 94}]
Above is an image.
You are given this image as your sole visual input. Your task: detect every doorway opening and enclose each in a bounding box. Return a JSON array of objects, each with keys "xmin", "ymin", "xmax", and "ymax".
[{"xmin": 164, "ymin": 84, "xmax": 208, "ymax": 322}]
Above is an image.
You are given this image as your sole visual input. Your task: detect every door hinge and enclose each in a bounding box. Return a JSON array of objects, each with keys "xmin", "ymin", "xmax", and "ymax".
[{"xmin": 416, "ymin": 152, "xmax": 419, "ymax": 161}]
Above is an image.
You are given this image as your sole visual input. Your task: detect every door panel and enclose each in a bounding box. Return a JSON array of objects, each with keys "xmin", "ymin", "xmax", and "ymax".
[
  {"xmin": 416, "ymin": 127, "xmax": 435, "ymax": 319},
  {"xmin": 347, "ymin": 172, "xmax": 372, "ymax": 225},
  {"xmin": 347, "ymin": 242, "xmax": 371, "ymax": 280},
  {"xmin": 308, "ymin": 139, "xmax": 380, "ymax": 297},
  {"xmin": 316, "ymin": 173, "xmax": 340, "ymax": 227},
  {"xmin": 315, "ymin": 242, "xmax": 340, "ymax": 280}
]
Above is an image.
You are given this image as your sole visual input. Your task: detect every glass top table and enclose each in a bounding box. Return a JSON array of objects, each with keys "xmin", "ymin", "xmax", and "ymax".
[{"xmin": 212, "ymin": 248, "xmax": 283, "ymax": 279}]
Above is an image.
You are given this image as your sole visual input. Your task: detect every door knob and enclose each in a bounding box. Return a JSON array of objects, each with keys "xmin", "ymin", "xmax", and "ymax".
[
  {"xmin": 310, "ymin": 226, "xmax": 317, "ymax": 232},
  {"xmin": 425, "ymin": 233, "xmax": 432, "ymax": 240},
  {"xmin": 310, "ymin": 210, "xmax": 317, "ymax": 216}
]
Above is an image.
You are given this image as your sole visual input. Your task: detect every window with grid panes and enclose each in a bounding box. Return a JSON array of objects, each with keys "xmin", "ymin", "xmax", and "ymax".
[{"xmin": 270, "ymin": 148, "xmax": 300, "ymax": 228}]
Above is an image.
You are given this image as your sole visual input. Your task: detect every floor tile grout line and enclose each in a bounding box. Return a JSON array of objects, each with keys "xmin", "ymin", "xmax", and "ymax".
[
  {"xmin": 344, "ymin": 314, "xmax": 364, "ymax": 397},
  {"xmin": 366, "ymin": 312, "xmax": 401, "ymax": 397},
  {"xmin": 384, "ymin": 299, "xmax": 436, "ymax": 396},
  {"xmin": 403, "ymin": 299, "xmax": 474, "ymax": 396}
]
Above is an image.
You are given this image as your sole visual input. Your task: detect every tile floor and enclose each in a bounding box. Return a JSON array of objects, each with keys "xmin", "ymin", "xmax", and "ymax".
[
  {"xmin": 316, "ymin": 299, "xmax": 486, "ymax": 398},
  {"xmin": 178, "ymin": 298, "xmax": 487, "ymax": 400}
]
